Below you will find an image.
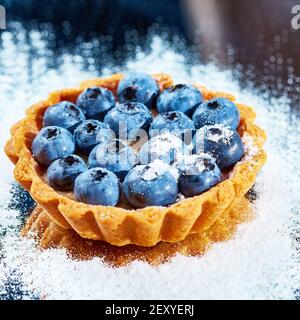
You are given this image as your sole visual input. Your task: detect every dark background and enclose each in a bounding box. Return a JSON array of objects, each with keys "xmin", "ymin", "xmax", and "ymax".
[{"xmin": 2, "ymin": 0, "xmax": 300, "ymax": 100}]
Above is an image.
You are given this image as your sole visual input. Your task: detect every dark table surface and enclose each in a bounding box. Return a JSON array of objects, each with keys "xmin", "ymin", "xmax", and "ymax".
[{"xmin": 2, "ymin": 0, "xmax": 300, "ymax": 96}]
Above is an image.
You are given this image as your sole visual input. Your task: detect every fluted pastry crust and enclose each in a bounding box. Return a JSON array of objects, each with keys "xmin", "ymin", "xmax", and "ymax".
[
  {"xmin": 22, "ymin": 196, "xmax": 253, "ymax": 266},
  {"xmin": 5, "ymin": 73, "xmax": 267, "ymax": 246}
]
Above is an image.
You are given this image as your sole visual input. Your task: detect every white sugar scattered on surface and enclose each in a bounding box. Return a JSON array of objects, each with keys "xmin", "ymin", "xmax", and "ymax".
[{"xmin": 0, "ymin": 29, "xmax": 299, "ymax": 299}]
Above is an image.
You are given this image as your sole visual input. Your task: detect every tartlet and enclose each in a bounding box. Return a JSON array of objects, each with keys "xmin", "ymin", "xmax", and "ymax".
[{"xmin": 5, "ymin": 73, "xmax": 267, "ymax": 246}]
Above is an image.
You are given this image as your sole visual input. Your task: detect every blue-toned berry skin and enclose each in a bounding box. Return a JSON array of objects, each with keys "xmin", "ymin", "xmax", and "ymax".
[
  {"xmin": 178, "ymin": 154, "xmax": 222, "ymax": 197},
  {"xmin": 104, "ymin": 102, "xmax": 152, "ymax": 139},
  {"xmin": 117, "ymin": 71, "xmax": 159, "ymax": 108},
  {"xmin": 123, "ymin": 164, "xmax": 178, "ymax": 208},
  {"xmin": 76, "ymin": 86, "xmax": 116, "ymax": 120},
  {"xmin": 47, "ymin": 154, "xmax": 87, "ymax": 191},
  {"xmin": 32, "ymin": 126, "xmax": 75, "ymax": 166},
  {"xmin": 74, "ymin": 119, "xmax": 114, "ymax": 155},
  {"xmin": 157, "ymin": 84, "xmax": 203, "ymax": 116},
  {"xmin": 43, "ymin": 101, "xmax": 86, "ymax": 132},
  {"xmin": 88, "ymin": 139, "xmax": 136, "ymax": 181},
  {"xmin": 74, "ymin": 167, "xmax": 120, "ymax": 206},
  {"xmin": 139, "ymin": 133, "xmax": 189, "ymax": 165},
  {"xmin": 149, "ymin": 111, "xmax": 195, "ymax": 141},
  {"xmin": 193, "ymin": 125, "xmax": 244, "ymax": 169},
  {"xmin": 192, "ymin": 98, "xmax": 240, "ymax": 130}
]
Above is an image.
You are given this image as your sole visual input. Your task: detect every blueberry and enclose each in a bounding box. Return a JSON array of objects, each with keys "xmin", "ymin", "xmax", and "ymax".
[
  {"xmin": 117, "ymin": 71, "xmax": 159, "ymax": 108},
  {"xmin": 193, "ymin": 125, "xmax": 244, "ymax": 169},
  {"xmin": 104, "ymin": 102, "xmax": 152, "ymax": 139},
  {"xmin": 157, "ymin": 84, "xmax": 203, "ymax": 116},
  {"xmin": 149, "ymin": 111, "xmax": 195, "ymax": 142},
  {"xmin": 43, "ymin": 101, "xmax": 86, "ymax": 132},
  {"xmin": 73, "ymin": 119, "xmax": 114, "ymax": 155},
  {"xmin": 76, "ymin": 86, "xmax": 115, "ymax": 120},
  {"xmin": 88, "ymin": 139, "xmax": 136, "ymax": 181},
  {"xmin": 123, "ymin": 161, "xmax": 178, "ymax": 208},
  {"xmin": 74, "ymin": 167, "xmax": 120, "ymax": 206},
  {"xmin": 178, "ymin": 154, "xmax": 222, "ymax": 197},
  {"xmin": 139, "ymin": 132, "xmax": 190, "ymax": 165},
  {"xmin": 32, "ymin": 126, "xmax": 75, "ymax": 165},
  {"xmin": 192, "ymin": 98, "xmax": 240, "ymax": 130},
  {"xmin": 47, "ymin": 154, "xmax": 87, "ymax": 191}
]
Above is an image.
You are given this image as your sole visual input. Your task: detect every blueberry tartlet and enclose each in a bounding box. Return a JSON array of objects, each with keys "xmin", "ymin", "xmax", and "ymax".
[{"xmin": 5, "ymin": 73, "xmax": 266, "ymax": 246}]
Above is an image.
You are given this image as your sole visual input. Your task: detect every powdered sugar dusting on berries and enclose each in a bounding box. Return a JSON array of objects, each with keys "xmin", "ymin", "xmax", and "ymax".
[
  {"xmin": 174, "ymin": 153, "xmax": 211, "ymax": 172},
  {"xmin": 141, "ymin": 168, "xmax": 157, "ymax": 181},
  {"xmin": 148, "ymin": 132, "xmax": 184, "ymax": 155},
  {"xmin": 205, "ymin": 124, "xmax": 234, "ymax": 143},
  {"xmin": 142, "ymin": 160, "xmax": 179, "ymax": 181},
  {"xmin": 0, "ymin": 28, "xmax": 299, "ymax": 300},
  {"xmin": 176, "ymin": 193, "xmax": 186, "ymax": 202}
]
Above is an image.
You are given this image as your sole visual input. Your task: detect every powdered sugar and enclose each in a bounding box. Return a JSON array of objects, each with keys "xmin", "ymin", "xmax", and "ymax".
[
  {"xmin": 0, "ymin": 27, "xmax": 299, "ymax": 299},
  {"xmin": 139, "ymin": 132, "xmax": 188, "ymax": 164},
  {"xmin": 197, "ymin": 124, "xmax": 234, "ymax": 144},
  {"xmin": 141, "ymin": 160, "xmax": 179, "ymax": 181},
  {"xmin": 173, "ymin": 153, "xmax": 213, "ymax": 173},
  {"xmin": 140, "ymin": 168, "xmax": 158, "ymax": 181},
  {"xmin": 146, "ymin": 132, "xmax": 184, "ymax": 154},
  {"xmin": 241, "ymin": 134, "xmax": 259, "ymax": 163}
]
